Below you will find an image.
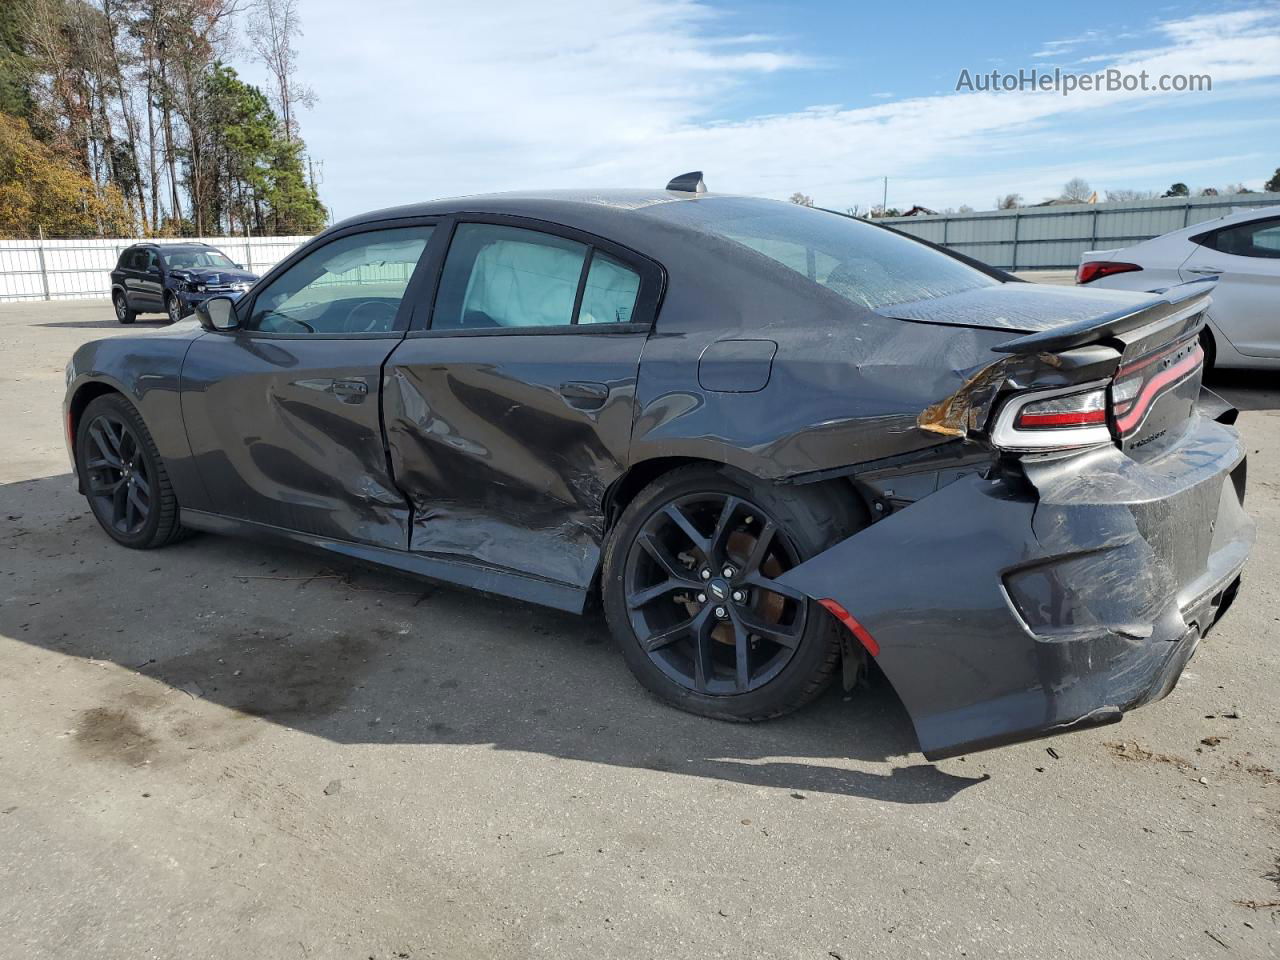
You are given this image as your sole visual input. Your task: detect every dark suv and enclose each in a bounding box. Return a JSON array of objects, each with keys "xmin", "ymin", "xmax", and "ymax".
[{"xmin": 110, "ymin": 243, "xmax": 259, "ymax": 324}]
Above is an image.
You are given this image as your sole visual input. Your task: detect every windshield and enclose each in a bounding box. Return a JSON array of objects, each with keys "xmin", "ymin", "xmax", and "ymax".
[
  {"xmin": 162, "ymin": 249, "xmax": 237, "ymax": 270},
  {"xmin": 652, "ymin": 197, "xmax": 999, "ymax": 310}
]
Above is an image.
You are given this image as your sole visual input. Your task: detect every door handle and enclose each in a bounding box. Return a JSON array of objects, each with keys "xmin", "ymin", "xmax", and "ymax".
[
  {"xmin": 331, "ymin": 378, "xmax": 369, "ymax": 400},
  {"xmin": 559, "ymin": 380, "xmax": 610, "ymax": 409},
  {"xmin": 1187, "ymin": 266, "xmax": 1224, "ymax": 275}
]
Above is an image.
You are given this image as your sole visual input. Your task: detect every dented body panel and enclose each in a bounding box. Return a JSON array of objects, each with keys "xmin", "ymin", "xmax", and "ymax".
[
  {"xmin": 63, "ymin": 190, "xmax": 1254, "ymax": 756},
  {"xmin": 777, "ymin": 407, "xmax": 1251, "ymax": 760},
  {"xmin": 382, "ymin": 330, "xmax": 647, "ymax": 591},
  {"xmin": 179, "ymin": 332, "xmax": 411, "ymax": 549}
]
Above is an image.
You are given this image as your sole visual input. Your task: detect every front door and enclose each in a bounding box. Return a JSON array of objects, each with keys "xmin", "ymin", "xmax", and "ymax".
[
  {"xmin": 180, "ymin": 221, "xmax": 440, "ymax": 549},
  {"xmin": 383, "ymin": 218, "xmax": 661, "ymax": 589},
  {"xmin": 1181, "ymin": 215, "xmax": 1280, "ymax": 358}
]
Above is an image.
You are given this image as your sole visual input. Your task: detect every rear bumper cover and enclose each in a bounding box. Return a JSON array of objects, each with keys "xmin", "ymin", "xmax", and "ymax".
[{"xmin": 778, "ymin": 413, "xmax": 1253, "ymax": 760}]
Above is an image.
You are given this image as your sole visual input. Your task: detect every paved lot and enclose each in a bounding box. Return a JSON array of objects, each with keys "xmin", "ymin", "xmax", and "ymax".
[{"xmin": 1, "ymin": 299, "xmax": 1277, "ymax": 959}]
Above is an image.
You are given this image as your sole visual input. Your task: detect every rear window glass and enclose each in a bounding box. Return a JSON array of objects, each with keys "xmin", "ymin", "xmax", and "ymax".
[{"xmin": 651, "ymin": 198, "xmax": 998, "ymax": 309}]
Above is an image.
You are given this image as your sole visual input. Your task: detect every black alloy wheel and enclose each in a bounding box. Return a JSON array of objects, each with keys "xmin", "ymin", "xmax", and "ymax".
[
  {"xmin": 75, "ymin": 394, "xmax": 187, "ymax": 549},
  {"xmin": 604, "ymin": 465, "xmax": 861, "ymax": 721},
  {"xmin": 624, "ymin": 492, "xmax": 807, "ymax": 695},
  {"xmin": 83, "ymin": 412, "xmax": 152, "ymax": 537}
]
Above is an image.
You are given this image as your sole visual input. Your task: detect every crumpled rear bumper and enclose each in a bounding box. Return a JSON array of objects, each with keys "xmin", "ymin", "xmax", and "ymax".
[{"xmin": 777, "ymin": 413, "xmax": 1253, "ymax": 760}]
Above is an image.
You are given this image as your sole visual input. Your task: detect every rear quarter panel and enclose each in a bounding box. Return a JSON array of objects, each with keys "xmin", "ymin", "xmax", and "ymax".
[{"xmin": 630, "ymin": 239, "xmax": 1013, "ymax": 479}]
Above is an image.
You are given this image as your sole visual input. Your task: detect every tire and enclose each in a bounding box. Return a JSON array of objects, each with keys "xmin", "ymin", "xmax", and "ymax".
[
  {"xmin": 166, "ymin": 293, "xmax": 183, "ymax": 325},
  {"xmin": 113, "ymin": 290, "xmax": 136, "ymax": 324},
  {"xmin": 75, "ymin": 393, "xmax": 187, "ymax": 549},
  {"xmin": 602, "ymin": 464, "xmax": 864, "ymax": 722}
]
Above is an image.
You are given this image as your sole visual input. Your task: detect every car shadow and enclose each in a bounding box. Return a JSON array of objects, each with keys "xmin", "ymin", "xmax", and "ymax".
[
  {"xmin": 1205, "ymin": 368, "xmax": 1280, "ymax": 413},
  {"xmin": 0, "ymin": 473, "xmax": 985, "ymax": 805}
]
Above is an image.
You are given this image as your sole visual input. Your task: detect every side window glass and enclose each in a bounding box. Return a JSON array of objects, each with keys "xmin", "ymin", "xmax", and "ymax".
[
  {"xmin": 1212, "ymin": 218, "xmax": 1280, "ymax": 259},
  {"xmin": 247, "ymin": 226, "xmax": 434, "ymax": 335},
  {"xmin": 434, "ymin": 224, "xmax": 587, "ymax": 330},
  {"xmin": 578, "ymin": 252, "xmax": 640, "ymax": 324}
]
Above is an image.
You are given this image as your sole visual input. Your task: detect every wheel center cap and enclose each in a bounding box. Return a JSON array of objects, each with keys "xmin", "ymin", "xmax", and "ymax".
[{"xmin": 708, "ymin": 578, "xmax": 730, "ymax": 601}]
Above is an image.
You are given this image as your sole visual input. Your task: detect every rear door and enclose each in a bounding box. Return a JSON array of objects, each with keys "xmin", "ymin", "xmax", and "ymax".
[
  {"xmin": 383, "ymin": 216, "xmax": 663, "ymax": 589},
  {"xmin": 1181, "ymin": 215, "xmax": 1280, "ymax": 357},
  {"xmin": 180, "ymin": 220, "xmax": 441, "ymax": 548},
  {"xmin": 135, "ymin": 248, "xmax": 165, "ymax": 311}
]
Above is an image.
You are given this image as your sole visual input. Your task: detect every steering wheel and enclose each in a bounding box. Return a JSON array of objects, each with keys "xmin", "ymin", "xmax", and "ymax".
[{"xmin": 346, "ymin": 300, "xmax": 398, "ymax": 333}]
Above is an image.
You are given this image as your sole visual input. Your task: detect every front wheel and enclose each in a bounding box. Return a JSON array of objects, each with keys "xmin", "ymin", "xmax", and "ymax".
[
  {"xmin": 75, "ymin": 394, "xmax": 186, "ymax": 548},
  {"xmin": 602, "ymin": 465, "xmax": 863, "ymax": 721}
]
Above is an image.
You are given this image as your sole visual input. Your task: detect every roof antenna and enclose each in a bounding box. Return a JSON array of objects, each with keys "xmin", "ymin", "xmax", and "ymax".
[{"xmin": 666, "ymin": 171, "xmax": 706, "ymax": 194}]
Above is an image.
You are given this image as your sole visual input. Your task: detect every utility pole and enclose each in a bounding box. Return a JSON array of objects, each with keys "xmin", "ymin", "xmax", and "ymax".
[{"xmin": 882, "ymin": 177, "xmax": 889, "ymax": 216}]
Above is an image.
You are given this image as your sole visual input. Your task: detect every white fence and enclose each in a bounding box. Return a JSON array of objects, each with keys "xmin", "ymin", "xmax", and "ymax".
[
  {"xmin": 879, "ymin": 192, "xmax": 1280, "ymax": 270},
  {"xmin": 0, "ymin": 235, "xmax": 313, "ymax": 302}
]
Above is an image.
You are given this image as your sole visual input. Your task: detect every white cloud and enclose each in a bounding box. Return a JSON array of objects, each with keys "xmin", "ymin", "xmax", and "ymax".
[{"xmin": 264, "ymin": 1, "xmax": 1280, "ymax": 217}]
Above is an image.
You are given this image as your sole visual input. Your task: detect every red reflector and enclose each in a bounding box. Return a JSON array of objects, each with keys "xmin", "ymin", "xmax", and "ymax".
[
  {"xmin": 1016, "ymin": 409, "xmax": 1107, "ymax": 428},
  {"xmin": 1077, "ymin": 260, "xmax": 1142, "ymax": 285},
  {"xmin": 818, "ymin": 598, "xmax": 880, "ymax": 656}
]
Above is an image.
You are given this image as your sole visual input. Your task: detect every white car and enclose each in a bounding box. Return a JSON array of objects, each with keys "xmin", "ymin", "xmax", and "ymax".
[{"xmin": 1077, "ymin": 204, "xmax": 1280, "ymax": 369}]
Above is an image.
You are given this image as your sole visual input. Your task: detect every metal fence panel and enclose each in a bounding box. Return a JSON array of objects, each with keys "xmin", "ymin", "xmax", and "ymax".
[
  {"xmin": 0, "ymin": 235, "xmax": 312, "ymax": 302},
  {"xmin": 880, "ymin": 193, "xmax": 1280, "ymax": 270}
]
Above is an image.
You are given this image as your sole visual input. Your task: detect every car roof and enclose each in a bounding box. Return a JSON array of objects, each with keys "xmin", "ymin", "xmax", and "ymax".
[
  {"xmin": 1177, "ymin": 202, "xmax": 1280, "ymax": 238},
  {"xmin": 333, "ymin": 189, "xmax": 761, "ymax": 247}
]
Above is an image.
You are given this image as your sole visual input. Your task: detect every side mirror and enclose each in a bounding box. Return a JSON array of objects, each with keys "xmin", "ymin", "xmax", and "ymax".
[{"xmin": 196, "ymin": 296, "xmax": 240, "ymax": 332}]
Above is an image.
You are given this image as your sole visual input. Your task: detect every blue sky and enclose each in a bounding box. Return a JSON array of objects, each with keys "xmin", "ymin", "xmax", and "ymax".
[{"xmin": 234, "ymin": 0, "xmax": 1280, "ymax": 219}]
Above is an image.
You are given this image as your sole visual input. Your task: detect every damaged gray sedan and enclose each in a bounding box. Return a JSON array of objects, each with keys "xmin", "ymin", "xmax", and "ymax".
[{"xmin": 63, "ymin": 174, "xmax": 1253, "ymax": 759}]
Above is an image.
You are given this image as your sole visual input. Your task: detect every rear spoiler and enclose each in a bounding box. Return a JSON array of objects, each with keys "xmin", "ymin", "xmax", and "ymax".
[{"xmin": 990, "ymin": 278, "xmax": 1215, "ymax": 355}]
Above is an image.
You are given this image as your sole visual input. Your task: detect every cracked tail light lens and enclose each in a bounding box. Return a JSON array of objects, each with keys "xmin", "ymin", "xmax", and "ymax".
[{"xmin": 992, "ymin": 383, "xmax": 1113, "ymax": 451}]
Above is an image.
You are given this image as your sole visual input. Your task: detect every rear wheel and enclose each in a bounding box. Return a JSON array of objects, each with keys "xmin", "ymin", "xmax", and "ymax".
[
  {"xmin": 166, "ymin": 293, "xmax": 183, "ymax": 324},
  {"xmin": 113, "ymin": 290, "xmax": 136, "ymax": 324},
  {"xmin": 75, "ymin": 394, "xmax": 186, "ymax": 548},
  {"xmin": 602, "ymin": 465, "xmax": 863, "ymax": 721}
]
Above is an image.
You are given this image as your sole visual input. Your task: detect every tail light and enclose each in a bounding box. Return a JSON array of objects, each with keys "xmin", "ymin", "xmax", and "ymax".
[
  {"xmin": 1111, "ymin": 338, "xmax": 1203, "ymax": 438},
  {"xmin": 991, "ymin": 383, "xmax": 1112, "ymax": 451},
  {"xmin": 1077, "ymin": 261, "xmax": 1142, "ymax": 285},
  {"xmin": 990, "ymin": 334, "xmax": 1204, "ymax": 452}
]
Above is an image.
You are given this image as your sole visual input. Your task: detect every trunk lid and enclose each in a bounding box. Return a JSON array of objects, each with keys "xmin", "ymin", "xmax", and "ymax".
[
  {"xmin": 902, "ymin": 280, "xmax": 1214, "ymax": 459},
  {"xmin": 876, "ymin": 282, "xmax": 1175, "ymax": 336}
]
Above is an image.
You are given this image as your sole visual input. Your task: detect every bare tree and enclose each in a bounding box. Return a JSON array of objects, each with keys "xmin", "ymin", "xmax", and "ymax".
[
  {"xmin": 1060, "ymin": 177, "xmax": 1093, "ymax": 202},
  {"xmin": 1104, "ymin": 189, "xmax": 1155, "ymax": 202},
  {"xmin": 247, "ymin": 0, "xmax": 312, "ymax": 143},
  {"xmin": 789, "ymin": 192, "xmax": 813, "ymax": 207},
  {"xmin": 957, "ymin": 204, "xmax": 974, "ymax": 213},
  {"xmin": 100, "ymin": 0, "xmax": 149, "ymax": 229},
  {"xmin": 995, "ymin": 193, "xmax": 1022, "ymax": 210}
]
